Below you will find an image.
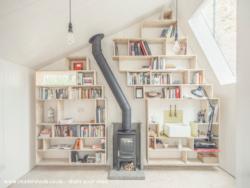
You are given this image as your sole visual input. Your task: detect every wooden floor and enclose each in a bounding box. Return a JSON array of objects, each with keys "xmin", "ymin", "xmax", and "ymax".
[{"xmin": 7, "ymin": 166, "xmax": 235, "ymax": 188}]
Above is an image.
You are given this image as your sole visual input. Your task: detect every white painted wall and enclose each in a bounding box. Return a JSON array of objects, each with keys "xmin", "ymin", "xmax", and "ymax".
[
  {"xmin": 42, "ymin": 9, "xmax": 236, "ymax": 174},
  {"xmin": 236, "ymin": 0, "xmax": 250, "ymax": 187},
  {"xmin": 0, "ymin": 59, "xmax": 35, "ymax": 188},
  {"xmin": 177, "ymin": 0, "xmax": 236, "ymax": 176}
]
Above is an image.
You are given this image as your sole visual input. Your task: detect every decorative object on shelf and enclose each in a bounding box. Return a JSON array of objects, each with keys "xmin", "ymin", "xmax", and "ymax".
[
  {"xmin": 73, "ymin": 138, "xmax": 83, "ymax": 150},
  {"xmin": 191, "ymin": 86, "xmax": 216, "ymax": 149},
  {"xmin": 59, "ymin": 117, "xmax": 74, "ymax": 124},
  {"xmin": 49, "ymin": 144, "xmax": 72, "ymax": 150},
  {"xmin": 47, "ymin": 107, "xmax": 55, "ymax": 123},
  {"xmin": 163, "ymin": 123, "xmax": 191, "ymax": 137},
  {"xmin": 146, "ymin": 91, "xmax": 161, "ymax": 98},
  {"xmin": 190, "ymin": 122, "xmax": 198, "ymax": 137},
  {"xmin": 39, "ymin": 128, "xmax": 51, "ymax": 138},
  {"xmin": 135, "ymin": 87, "xmax": 144, "ymax": 98},
  {"xmin": 96, "ymin": 106, "xmax": 105, "ymax": 123},
  {"xmin": 67, "ymin": 0, "xmax": 75, "ymax": 45},
  {"xmin": 164, "ymin": 105, "xmax": 183, "ymax": 123},
  {"xmin": 68, "ymin": 57, "xmax": 90, "ymax": 70},
  {"xmin": 149, "ymin": 123, "xmax": 160, "ymax": 137},
  {"xmin": 197, "ymin": 109, "xmax": 206, "ymax": 123}
]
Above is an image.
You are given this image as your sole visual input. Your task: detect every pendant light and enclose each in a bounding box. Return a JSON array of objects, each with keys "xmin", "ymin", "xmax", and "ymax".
[
  {"xmin": 67, "ymin": 0, "xmax": 75, "ymax": 45},
  {"xmin": 173, "ymin": 0, "xmax": 181, "ymax": 54}
]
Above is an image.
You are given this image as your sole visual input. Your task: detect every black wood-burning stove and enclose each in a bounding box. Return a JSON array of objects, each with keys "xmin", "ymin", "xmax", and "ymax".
[{"xmin": 117, "ymin": 130, "xmax": 136, "ymax": 170}]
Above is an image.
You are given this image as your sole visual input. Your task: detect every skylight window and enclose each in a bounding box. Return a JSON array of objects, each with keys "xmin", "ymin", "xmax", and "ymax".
[{"xmin": 189, "ymin": 0, "xmax": 236, "ymax": 85}]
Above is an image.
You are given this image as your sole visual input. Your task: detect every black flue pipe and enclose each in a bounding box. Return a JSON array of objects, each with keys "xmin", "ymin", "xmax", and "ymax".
[{"xmin": 89, "ymin": 33, "xmax": 131, "ymax": 131}]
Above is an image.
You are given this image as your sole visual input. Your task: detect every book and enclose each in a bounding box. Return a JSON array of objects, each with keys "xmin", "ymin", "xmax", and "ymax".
[
  {"xmin": 134, "ymin": 42, "xmax": 139, "ymax": 56},
  {"xmin": 139, "ymin": 41, "xmax": 147, "ymax": 55},
  {"xmin": 114, "ymin": 43, "xmax": 119, "ymax": 56},
  {"xmin": 143, "ymin": 41, "xmax": 152, "ymax": 55},
  {"xmin": 130, "ymin": 42, "xmax": 135, "ymax": 56}
]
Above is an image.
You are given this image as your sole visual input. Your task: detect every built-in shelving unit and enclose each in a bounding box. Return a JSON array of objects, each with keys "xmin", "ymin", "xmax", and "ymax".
[
  {"xmin": 35, "ymin": 57, "xmax": 107, "ymax": 166},
  {"xmin": 112, "ymin": 9, "xmax": 220, "ymax": 166}
]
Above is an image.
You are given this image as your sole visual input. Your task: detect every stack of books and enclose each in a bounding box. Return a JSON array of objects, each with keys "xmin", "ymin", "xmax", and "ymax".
[
  {"xmin": 69, "ymin": 87, "xmax": 102, "ymax": 99},
  {"xmin": 55, "ymin": 125, "xmax": 80, "ymax": 137},
  {"xmin": 39, "ymin": 128, "xmax": 51, "ymax": 138},
  {"xmin": 39, "ymin": 88, "xmax": 68, "ymax": 100},
  {"xmin": 80, "ymin": 125, "xmax": 89, "ymax": 137},
  {"xmin": 128, "ymin": 72, "xmax": 150, "ymax": 85},
  {"xmin": 129, "ymin": 40, "xmax": 152, "ymax": 56},
  {"xmin": 160, "ymin": 25, "xmax": 176, "ymax": 38},
  {"xmin": 89, "ymin": 126, "xmax": 105, "ymax": 137},
  {"xmin": 77, "ymin": 73, "xmax": 94, "ymax": 85},
  {"xmin": 151, "ymin": 73, "xmax": 172, "ymax": 85},
  {"xmin": 162, "ymin": 87, "xmax": 181, "ymax": 99},
  {"xmin": 191, "ymin": 72, "xmax": 203, "ymax": 84}
]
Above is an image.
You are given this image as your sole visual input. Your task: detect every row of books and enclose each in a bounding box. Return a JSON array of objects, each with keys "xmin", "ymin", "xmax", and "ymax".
[
  {"xmin": 150, "ymin": 58, "xmax": 169, "ymax": 70},
  {"xmin": 127, "ymin": 72, "xmax": 150, "ymax": 85},
  {"xmin": 160, "ymin": 25, "xmax": 176, "ymax": 38},
  {"xmin": 151, "ymin": 73, "xmax": 177, "ymax": 85},
  {"xmin": 38, "ymin": 88, "xmax": 68, "ymax": 100},
  {"xmin": 70, "ymin": 87, "xmax": 102, "ymax": 99},
  {"xmin": 54, "ymin": 125, "xmax": 105, "ymax": 138},
  {"xmin": 129, "ymin": 40, "xmax": 152, "ymax": 56},
  {"xmin": 190, "ymin": 72, "xmax": 203, "ymax": 84},
  {"xmin": 162, "ymin": 87, "xmax": 181, "ymax": 99},
  {"xmin": 77, "ymin": 73, "xmax": 94, "ymax": 85},
  {"xmin": 71, "ymin": 151, "xmax": 105, "ymax": 163},
  {"xmin": 80, "ymin": 125, "xmax": 105, "ymax": 137}
]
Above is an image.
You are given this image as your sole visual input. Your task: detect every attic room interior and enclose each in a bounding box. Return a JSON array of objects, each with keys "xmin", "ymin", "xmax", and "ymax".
[{"xmin": 0, "ymin": 0, "xmax": 249, "ymax": 187}]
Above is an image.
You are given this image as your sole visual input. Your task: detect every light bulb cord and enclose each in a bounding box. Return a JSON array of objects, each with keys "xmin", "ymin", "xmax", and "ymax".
[
  {"xmin": 69, "ymin": 0, "xmax": 71, "ymax": 23},
  {"xmin": 175, "ymin": 0, "xmax": 178, "ymax": 41}
]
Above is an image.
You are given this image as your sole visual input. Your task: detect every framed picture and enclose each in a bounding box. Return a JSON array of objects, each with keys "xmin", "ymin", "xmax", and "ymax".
[
  {"xmin": 68, "ymin": 58, "xmax": 89, "ymax": 70},
  {"xmin": 135, "ymin": 87, "xmax": 144, "ymax": 99}
]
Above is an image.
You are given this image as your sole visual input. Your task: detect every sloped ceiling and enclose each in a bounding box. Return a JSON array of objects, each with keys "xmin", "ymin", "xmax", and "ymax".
[{"xmin": 0, "ymin": 0, "xmax": 169, "ymax": 69}]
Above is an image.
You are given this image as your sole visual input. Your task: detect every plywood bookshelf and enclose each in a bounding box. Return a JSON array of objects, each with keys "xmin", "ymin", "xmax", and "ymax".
[
  {"xmin": 35, "ymin": 57, "xmax": 107, "ymax": 166},
  {"xmin": 112, "ymin": 9, "xmax": 220, "ymax": 167}
]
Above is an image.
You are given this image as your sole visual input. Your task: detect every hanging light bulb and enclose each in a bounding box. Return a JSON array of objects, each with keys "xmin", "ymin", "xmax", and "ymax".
[
  {"xmin": 67, "ymin": 0, "xmax": 75, "ymax": 45},
  {"xmin": 67, "ymin": 22, "xmax": 75, "ymax": 45},
  {"xmin": 173, "ymin": 33, "xmax": 181, "ymax": 54},
  {"xmin": 172, "ymin": 0, "xmax": 181, "ymax": 54}
]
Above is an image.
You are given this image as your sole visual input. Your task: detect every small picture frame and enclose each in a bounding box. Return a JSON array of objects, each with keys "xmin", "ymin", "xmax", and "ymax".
[
  {"xmin": 68, "ymin": 58, "xmax": 89, "ymax": 70},
  {"xmin": 135, "ymin": 87, "xmax": 144, "ymax": 99}
]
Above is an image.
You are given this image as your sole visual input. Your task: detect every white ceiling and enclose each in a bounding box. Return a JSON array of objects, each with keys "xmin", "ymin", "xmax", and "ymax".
[{"xmin": 0, "ymin": 0, "xmax": 169, "ymax": 69}]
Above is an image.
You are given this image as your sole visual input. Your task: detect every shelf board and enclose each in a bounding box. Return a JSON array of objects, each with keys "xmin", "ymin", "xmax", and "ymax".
[
  {"xmin": 128, "ymin": 83, "xmax": 211, "ymax": 87},
  {"xmin": 36, "ymin": 123, "xmax": 55, "ymax": 126},
  {"xmin": 145, "ymin": 97, "xmax": 219, "ymax": 101},
  {"xmin": 37, "ymin": 158, "xmax": 69, "ymax": 166},
  {"xmin": 36, "ymin": 85, "xmax": 103, "ymax": 88},
  {"xmin": 146, "ymin": 159, "xmax": 219, "ymax": 167},
  {"xmin": 36, "ymin": 122, "xmax": 105, "ymax": 126},
  {"xmin": 141, "ymin": 19, "xmax": 177, "ymax": 28},
  {"xmin": 113, "ymin": 37, "xmax": 165, "ymax": 43},
  {"xmin": 124, "ymin": 69, "xmax": 204, "ymax": 73},
  {"xmin": 70, "ymin": 162, "xmax": 107, "ymax": 166},
  {"xmin": 112, "ymin": 55, "xmax": 196, "ymax": 61},
  {"xmin": 37, "ymin": 158, "xmax": 107, "ymax": 166},
  {"xmin": 149, "ymin": 147, "xmax": 192, "ymax": 152},
  {"xmin": 37, "ymin": 148, "xmax": 105, "ymax": 152},
  {"xmin": 37, "ymin": 98, "xmax": 104, "ymax": 102},
  {"xmin": 37, "ymin": 137, "xmax": 105, "ymax": 140}
]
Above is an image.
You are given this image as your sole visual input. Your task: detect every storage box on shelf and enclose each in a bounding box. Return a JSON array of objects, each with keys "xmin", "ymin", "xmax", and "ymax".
[
  {"xmin": 112, "ymin": 11, "xmax": 220, "ymax": 166},
  {"xmin": 35, "ymin": 57, "xmax": 107, "ymax": 166}
]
